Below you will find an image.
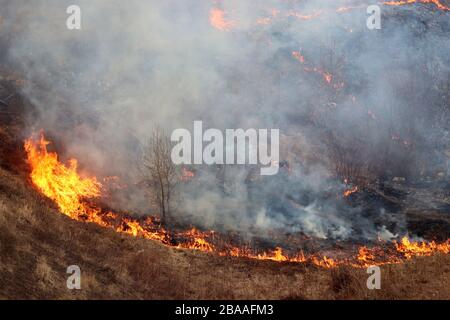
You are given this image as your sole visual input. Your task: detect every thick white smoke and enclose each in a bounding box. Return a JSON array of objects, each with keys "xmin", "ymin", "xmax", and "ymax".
[{"xmin": 1, "ymin": 0, "xmax": 448, "ymax": 240}]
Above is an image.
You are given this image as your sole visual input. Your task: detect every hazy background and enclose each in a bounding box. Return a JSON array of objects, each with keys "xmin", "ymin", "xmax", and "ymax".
[{"xmin": 1, "ymin": 0, "xmax": 448, "ymax": 240}]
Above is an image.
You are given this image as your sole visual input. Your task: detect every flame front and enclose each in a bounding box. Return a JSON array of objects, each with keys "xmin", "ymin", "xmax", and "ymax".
[
  {"xmin": 209, "ymin": 8, "xmax": 236, "ymax": 31},
  {"xmin": 24, "ymin": 134, "xmax": 102, "ymax": 220},
  {"xmin": 343, "ymin": 186, "xmax": 359, "ymax": 197},
  {"xmin": 210, "ymin": 0, "xmax": 449, "ymax": 32},
  {"xmin": 395, "ymin": 237, "xmax": 450, "ymax": 258},
  {"xmin": 383, "ymin": 0, "xmax": 450, "ymax": 11},
  {"xmin": 24, "ymin": 133, "xmax": 450, "ymax": 269}
]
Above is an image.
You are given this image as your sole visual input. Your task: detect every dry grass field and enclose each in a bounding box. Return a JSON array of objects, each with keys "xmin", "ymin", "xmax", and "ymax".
[
  {"xmin": 0, "ymin": 161, "xmax": 449, "ymax": 300},
  {"xmin": 1, "ymin": 1, "xmax": 450, "ymax": 302},
  {"xmin": 0, "ymin": 78, "xmax": 449, "ymax": 300}
]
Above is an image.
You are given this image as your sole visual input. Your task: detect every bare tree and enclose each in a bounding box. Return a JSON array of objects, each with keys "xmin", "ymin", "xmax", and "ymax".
[{"xmin": 143, "ymin": 128, "xmax": 178, "ymax": 226}]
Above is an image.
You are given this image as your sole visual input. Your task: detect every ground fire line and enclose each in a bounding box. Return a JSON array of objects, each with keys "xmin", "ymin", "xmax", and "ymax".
[
  {"xmin": 24, "ymin": 133, "xmax": 450, "ymax": 269},
  {"xmin": 209, "ymin": 0, "xmax": 450, "ymax": 32}
]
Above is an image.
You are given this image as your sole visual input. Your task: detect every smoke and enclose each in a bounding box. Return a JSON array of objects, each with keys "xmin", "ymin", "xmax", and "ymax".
[{"xmin": 1, "ymin": 0, "xmax": 449, "ymax": 240}]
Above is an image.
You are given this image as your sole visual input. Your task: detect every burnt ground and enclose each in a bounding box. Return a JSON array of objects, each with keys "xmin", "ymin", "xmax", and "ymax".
[
  {"xmin": 0, "ymin": 133, "xmax": 449, "ymax": 300},
  {"xmin": 165, "ymin": 167, "xmax": 450, "ymax": 256},
  {"xmin": 0, "ymin": 76, "xmax": 449, "ymax": 299},
  {"xmin": 351, "ymin": 180, "xmax": 450, "ymax": 242},
  {"xmin": 387, "ymin": 181, "xmax": 450, "ymax": 241}
]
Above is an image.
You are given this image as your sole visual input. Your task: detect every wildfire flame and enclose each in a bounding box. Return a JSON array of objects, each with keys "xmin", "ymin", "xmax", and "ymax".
[
  {"xmin": 24, "ymin": 133, "xmax": 450, "ymax": 269},
  {"xmin": 291, "ymin": 51, "xmax": 341, "ymax": 88},
  {"xmin": 181, "ymin": 167, "xmax": 195, "ymax": 181},
  {"xmin": 383, "ymin": 0, "xmax": 450, "ymax": 11},
  {"xmin": 395, "ymin": 237, "xmax": 450, "ymax": 258},
  {"xmin": 292, "ymin": 51, "xmax": 305, "ymax": 64},
  {"xmin": 209, "ymin": 8, "xmax": 236, "ymax": 31},
  {"xmin": 343, "ymin": 186, "xmax": 359, "ymax": 197},
  {"xmin": 24, "ymin": 134, "xmax": 102, "ymax": 220},
  {"xmin": 211, "ymin": 0, "xmax": 449, "ymax": 32},
  {"xmin": 303, "ymin": 67, "xmax": 334, "ymax": 84},
  {"xmin": 287, "ymin": 10, "xmax": 324, "ymax": 21}
]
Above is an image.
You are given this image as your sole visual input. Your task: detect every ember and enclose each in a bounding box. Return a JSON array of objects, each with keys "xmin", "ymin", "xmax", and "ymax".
[
  {"xmin": 24, "ymin": 133, "xmax": 450, "ymax": 269},
  {"xmin": 209, "ymin": 8, "xmax": 236, "ymax": 31}
]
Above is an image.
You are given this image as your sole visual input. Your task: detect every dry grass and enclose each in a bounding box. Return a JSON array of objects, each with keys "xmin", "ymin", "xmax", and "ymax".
[
  {"xmin": 0, "ymin": 103, "xmax": 449, "ymax": 300},
  {"xmin": 0, "ymin": 165, "xmax": 449, "ymax": 300}
]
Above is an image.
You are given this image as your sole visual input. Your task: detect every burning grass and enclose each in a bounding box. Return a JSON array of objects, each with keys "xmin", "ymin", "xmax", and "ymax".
[
  {"xmin": 1, "ymin": 0, "xmax": 450, "ymax": 300},
  {"xmin": 209, "ymin": 0, "xmax": 450, "ymax": 33},
  {"xmin": 24, "ymin": 134, "xmax": 102, "ymax": 220},
  {"xmin": 0, "ymin": 167, "xmax": 448, "ymax": 299},
  {"xmin": 0, "ymin": 148, "xmax": 449, "ymax": 299},
  {"xmin": 22, "ymin": 133, "xmax": 450, "ymax": 270}
]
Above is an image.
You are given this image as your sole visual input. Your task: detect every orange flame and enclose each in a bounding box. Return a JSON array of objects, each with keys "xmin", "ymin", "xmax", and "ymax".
[
  {"xmin": 311, "ymin": 256, "xmax": 338, "ymax": 268},
  {"xmin": 24, "ymin": 133, "xmax": 450, "ymax": 269},
  {"xmin": 209, "ymin": 8, "xmax": 236, "ymax": 31},
  {"xmin": 383, "ymin": 0, "xmax": 450, "ymax": 11},
  {"xmin": 24, "ymin": 134, "xmax": 102, "ymax": 220},
  {"xmin": 210, "ymin": 1, "xmax": 449, "ymax": 32},
  {"xmin": 395, "ymin": 237, "xmax": 450, "ymax": 258},
  {"xmin": 181, "ymin": 167, "xmax": 195, "ymax": 181},
  {"xmin": 343, "ymin": 186, "xmax": 358, "ymax": 197},
  {"xmin": 292, "ymin": 51, "xmax": 305, "ymax": 63},
  {"xmin": 287, "ymin": 10, "xmax": 323, "ymax": 21}
]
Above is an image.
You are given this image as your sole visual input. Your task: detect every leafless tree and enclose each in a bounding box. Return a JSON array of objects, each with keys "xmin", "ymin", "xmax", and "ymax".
[{"xmin": 142, "ymin": 128, "xmax": 178, "ymax": 226}]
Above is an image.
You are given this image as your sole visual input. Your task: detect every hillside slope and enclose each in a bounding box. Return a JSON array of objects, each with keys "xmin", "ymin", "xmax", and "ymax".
[{"xmin": 0, "ymin": 126, "xmax": 449, "ymax": 300}]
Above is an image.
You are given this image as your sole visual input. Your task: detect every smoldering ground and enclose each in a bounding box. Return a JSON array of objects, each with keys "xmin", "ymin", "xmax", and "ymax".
[{"xmin": 1, "ymin": 0, "xmax": 449, "ymax": 241}]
